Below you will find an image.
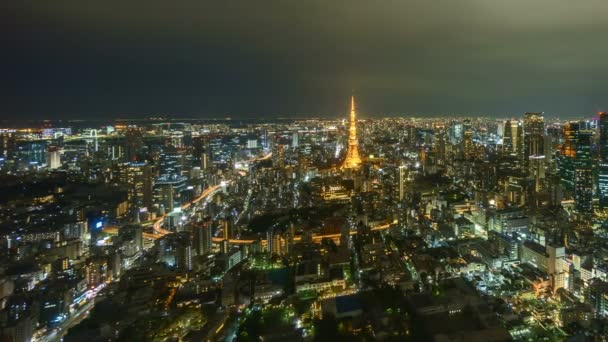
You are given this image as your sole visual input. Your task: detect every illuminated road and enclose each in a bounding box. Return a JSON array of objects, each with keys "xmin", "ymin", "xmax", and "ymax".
[
  {"xmin": 150, "ymin": 184, "xmax": 223, "ymax": 236},
  {"xmin": 210, "ymin": 220, "xmax": 395, "ymax": 246},
  {"xmin": 103, "ymin": 184, "xmax": 224, "ymax": 240},
  {"xmin": 143, "ymin": 152, "xmax": 270, "ymax": 238},
  {"xmin": 250, "ymin": 152, "xmax": 272, "ymax": 162},
  {"xmin": 38, "ymin": 287, "xmax": 100, "ymax": 342}
]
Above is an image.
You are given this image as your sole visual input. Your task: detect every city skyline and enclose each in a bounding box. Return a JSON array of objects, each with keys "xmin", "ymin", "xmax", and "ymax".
[
  {"xmin": 5, "ymin": 2, "xmax": 608, "ymax": 341},
  {"xmin": 3, "ymin": 99, "xmax": 608, "ymax": 340}
]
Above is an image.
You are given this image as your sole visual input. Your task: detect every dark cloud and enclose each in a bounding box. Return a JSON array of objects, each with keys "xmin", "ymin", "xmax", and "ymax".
[{"xmin": 1, "ymin": 0, "xmax": 608, "ymax": 118}]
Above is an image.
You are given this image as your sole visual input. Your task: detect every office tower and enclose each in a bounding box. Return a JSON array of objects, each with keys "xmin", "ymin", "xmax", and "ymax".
[
  {"xmin": 193, "ymin": 222, "xmax": 212, "ymax": 256},
  {"xmin": 502, "ymin": 120, "xmax": 513, "ymax": 153},
  {"xmin": 514, "ymin": 121, "xmax": 523, "ymax": 155},
  {"xmin": 90, "ymin": 129, "xmax": 99, "ymax": 152},
  {"xmin": 125, "ymin": 127, "xmax": 144, "ymax": 162},
  {"xmin": 156, "ymin": 146, "xmax": 187, "ymax": 212},
  {"xmin": 0, "ymin": 130, "xmax": 17, "ymax": 160},
  {"xmin": 502, "ymin": 120, "xmax": 523, "ymax": 155},
  {"xmin": 160, "ymin": 184, "xmax": 174, "ymax": 213},
  {"xmin": 574, "ymin": 126, "xmax": 594, "ymax": 213},
  {"xmin": 142, "ymin": 164, "xmax": 154, "ymax": 210},
  {"xmin": 119, "ymin": 224, "xmax": 143, "ymax": 252},
  {"xmin": 340, "ymin": 221, "xmax": 350, "ymax": 248},
  {"xmin": 449, "ymin": 123, "xmax": 463, "ymax": 145},
  {"xmin": 119, "ymin": 162, "xmax": 154, "ymax": 212},
  {"xmin": 266, "ymin": 229, "xmax": 275, "ymax": 256},
  {"xmin": 398, "ymin": 165, "xmax": 407, "ymax": 201},
  {"xmin": 548, "ymin": 174, "xmax": 563, "ymax": 208},
  {"xmin": 292, "ymin": 131, "xmax": 299, "ymax": 148},
  {"xmin": 585, "ymin": 279, "xmax": 608, "ymax": 318},
  {"xmin": 220, "ymin": 219, "xmax": 231, "ymax": 240},
  {"xmin": 47, "ymin": 146, "xmax": 61, "ymax": 169},
  {"xmin": 176, "ymin": 241, "xmax": 193, "ymax": 272},
  {"xmin": 599, "ymin": 113, "xmax": 608, "ymax": 160},
  {"xmin": 497, "ymin": 120, "xmax": 505, "ymax": 139},
  {"xmin": 192, "ymin": 136, "xmax": 206, "ymax": 169},
  {"xmin": 158, "ymin": 147, "xmax": 184, "ymax": 178},
  {"xmin": 342, "ymin": 96, "xmax": 362, "ymax": 169},
  {"xmin": 435, "ymin": 131, "xmax": 446, "ymax": 163},
  {"xmin": 599, "ymin": 113, "xmax": 608, "ymax": 208},
  {"xmin": 463, "ymin": 130, "xmax": 474, "ymax": 159},
  {"xmin": 523, "ymin": 112, "xmax": 545, "ymax": 170},
  {"xmin": 271, "ymin": 135, "xmax": 285, "ymax": 168},
  {"xmin": 247, "ymin": 139, "xmax": 258, "ymax": 149},
  {"xmin": 529, "ymin": 156, "xmax": 546, "ymax": 192},
  {"xmin": 198, "ymin": 135, "xmax": 211, "ymax": 170},
  {"xmin": 404, "ymin": 124, "xmax": 417, "ymax": 148},
  {"xmin": 557, "ymin": 122, "xmax": 579, "ymax": 193}
]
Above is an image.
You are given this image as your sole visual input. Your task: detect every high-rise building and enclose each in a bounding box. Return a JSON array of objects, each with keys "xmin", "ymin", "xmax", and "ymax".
[
  {"xmin": 598, "ymin": 113, "xmax": 608, "ymax": 208},
  {"xmin": 341, "ymin": 96, "xmax": 362, "ymax": 169},
  {"xmin": 523, "ymin": 112, "xmax": 545, "ymax": 170},
  {"xmin": 463, "ymin": 130, "xmax": 474, "ymax": 159},
  {"xmin": 574, "ymin": 125, "xmax": 594, "ymax": 213},
  {"xmin": 47, "ymin": 146, "xmax": 61, "ymax": 169},
  {"xmin": 585, "ymin": 279, "xmax": 608, "ymax": 318},
  {"xmin": 502, "ymin": 120, "xmax": 513, "ymax": 153},
  {"xmin": 292, "ymin": 131, "xmax": 299, "ymax": 148},
  {"xmin": 125, "ymin": 127, "xmax": 144, "ymax": 162},
  {"xmin": 449, "ymin": 123, "xmax": 463, "ymax": 145},
  {"xmin": 160, "ymin": 184, "xmax": 174, "ymax": 213},
  {"xmin": 193, "ymin": 135, "xmax": 211, "ymax": 170},
  {"xmin": 0, "ymin": 130, "xmax": 17, "ymax": 160},
  {"xmin": 599, "ymin": 113, "xmax": 608, "ymax": 160},
  {"xmin": 398, "ymin": 165, "xmax": 407, "ymax": 201},
  {"xmin": 119, "ymin": 162, "xmax": 154, "ymax": 212},
  {"xmin": 558, "ymin": 122, "xmax": 580, "ymax": 193},
  {"xmin": 247, "ymin": 139, "xmax": 258, "ymax": 149},
  {"xmin": 502, "ymin": 120, "xmax": 523, "ymax": 155},
  {"xmin": 192, "ymin": 222, "xmax": 212, "ymax": 256}
]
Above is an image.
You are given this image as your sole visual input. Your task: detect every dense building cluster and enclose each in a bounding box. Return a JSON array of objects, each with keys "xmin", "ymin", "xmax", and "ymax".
[{"xmin": 1, "ymin": 104, "xmax": 608, "ymax": 341}]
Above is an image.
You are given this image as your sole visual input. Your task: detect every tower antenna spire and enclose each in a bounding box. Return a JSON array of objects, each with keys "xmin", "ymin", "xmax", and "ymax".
[{"xmin": 342, "ymin": 94, "xmax": 362, "ymax": 169}]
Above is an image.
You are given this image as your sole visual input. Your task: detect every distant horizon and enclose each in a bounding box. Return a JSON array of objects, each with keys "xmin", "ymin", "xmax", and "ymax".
[
  {"xmin": 3, "ymin": 1, "xmax": 608, "ymax": 120},
  {"xmin": 0, "ymin": 111, "xmax": 601, "ymax": 126}
]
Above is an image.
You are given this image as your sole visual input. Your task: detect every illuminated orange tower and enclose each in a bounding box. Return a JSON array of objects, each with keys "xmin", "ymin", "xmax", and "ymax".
[{"xmin": 341, "ymin": 96, "xmax": 362, "ymax": 169}]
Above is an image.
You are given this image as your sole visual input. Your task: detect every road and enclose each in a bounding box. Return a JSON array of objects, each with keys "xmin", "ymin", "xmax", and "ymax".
[
  {"xmin": 149, "ymin": 184, "xmax": 224, "ymax": 237},
  {"xmin": 39, "ymin": 298, "xmax": 95, "ymax": 342},
  {"xmin": 147, "ymin": 153, "xmax": 270, "ymax": 238},
  {"xmin": 39, "ymin": 154, "xmax": 271, "ymax": 342},
  {"xmin": 210, "ymin": 219, "xmax": 397, "ymax": 245}
]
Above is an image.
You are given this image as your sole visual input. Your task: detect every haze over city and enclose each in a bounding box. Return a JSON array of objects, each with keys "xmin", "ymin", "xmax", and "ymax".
[{"xmin": 3, "ymin": 0, "xmax": 608, "ymax": 118}]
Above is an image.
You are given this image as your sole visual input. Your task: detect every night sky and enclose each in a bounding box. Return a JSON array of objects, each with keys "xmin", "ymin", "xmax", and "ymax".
[{"xmin": 2, "ymin": 0, "xmax": 608, "ymax": 119}]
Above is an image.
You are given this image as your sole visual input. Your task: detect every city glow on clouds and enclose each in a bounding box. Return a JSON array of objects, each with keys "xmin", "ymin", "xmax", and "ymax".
[{"xmin": 2, "ymin": 0, "xmax": 608, "ymax": 117}]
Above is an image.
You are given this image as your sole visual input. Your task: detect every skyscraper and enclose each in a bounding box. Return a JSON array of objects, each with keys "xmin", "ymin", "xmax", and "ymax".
[
  {"xmin": 47, "ymin": 146, "xmax": 61, "ymax": 169},
  {"xmin": 292, "ymin": 131, "xmax": 299, "ymax": 148},
  {"xmin": 398, "ymin": 165, "xmax": 407, "ymax": 201},
  {"xmin": 502, "ymin": 120, "xmax": 523, "ymax": 156},
  {"xmin": 574, "ymin": 125, "xmax": 594, "ymax": 213},
  {"xmin": 119, "ymin": 162, "xmax": 154, "ymax": 212},
  {"xmin": 502, "ymin": 120, "xmax": 513, "ymax": 153},
  {"xmin": 0, "ymin": 130, "xmax": 17, "ymax": 160},
  {"xmin": 523, "ymin": 112, "xmax": 545, "ymax": 170},
  {"xmin": 598, "ymin": 113, "xmax": 608, "ymax": 209},
  {"xmin": 125, "ymin": 127, "xmax": 144, "ymax": 162},
  {"xmin": 192, "ymin": 222, "xmax": 212, "ymax": 256},
  {"xmin": 341, "ymin": 96, "xmax": 362, "ymax": 169}
]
